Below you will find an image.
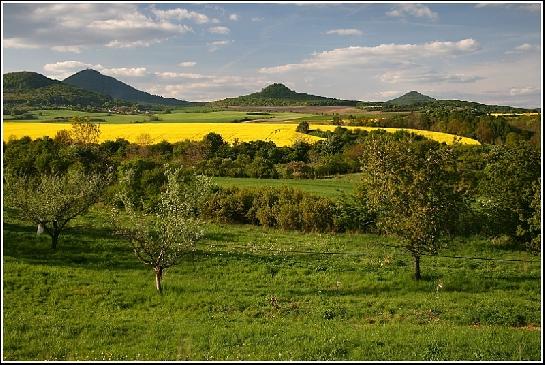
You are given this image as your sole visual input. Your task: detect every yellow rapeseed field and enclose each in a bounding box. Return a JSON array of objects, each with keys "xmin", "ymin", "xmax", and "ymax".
[
  {"xmin": 2, "ymin": 122, "xmax": 480, "ymax": 146},
  {"xmin": 310, "ymin": 124, "xmax": 481, "ymax": 145}
]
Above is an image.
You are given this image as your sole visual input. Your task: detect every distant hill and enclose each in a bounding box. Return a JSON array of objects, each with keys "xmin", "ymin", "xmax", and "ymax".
[
  {"xmin": 385, "ymin": 91, "xmax": 436, "ymax": 106},
  {"xmin": 212, "ymin": 83, "xmax": 359, "ymax": 106},
  {"xmin": 381, "ymin": 91, "xmax": 536, "ymax": 113},
  {"xmin": 3, "ymin": 71, "xmax": 113, "ymax": 111},
  {"xmin": 63, "ymin": 69, "xmax": 189, "ymax": 107}
]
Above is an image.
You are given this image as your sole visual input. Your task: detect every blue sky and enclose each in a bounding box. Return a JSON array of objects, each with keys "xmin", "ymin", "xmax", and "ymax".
[{"xmin": 2, "ymin": 2, "xmax": 542, "ymax": 107}]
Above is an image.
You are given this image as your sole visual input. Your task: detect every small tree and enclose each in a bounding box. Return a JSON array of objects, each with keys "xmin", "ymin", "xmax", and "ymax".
[
  {"xmin": 111, "ymin": 166, "xmax": 212, "ymax": 293},
  {"xmin": 70, "ymin": 116, "xmax": 101, "ymax": 144},
  {"xmin": 359, "ymin": 134, "xmax": 462, "ymax": 280},
  {"xmin": 3, "ymin": 168, "xmax": 110, "ymax": 249},
  {"xmin": 296, "ymin": 121, "xmax": 310, "ymax": 134}
]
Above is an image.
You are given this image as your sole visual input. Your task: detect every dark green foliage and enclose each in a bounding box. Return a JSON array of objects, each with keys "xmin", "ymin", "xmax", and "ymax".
[
  {"xmin": 202, "ymin": 186, "xmax": 371, "ymax": 233},
  {"xmin": 477, "ymin": 141, "xmax": 541, "ymax": 246},
  {"xmin": 296, "ymin": 121, "xmax": 310, "ymax": 134},
  {"xmin": 63, "ymin": 69, "xmax": 189, "ymax": 106}
]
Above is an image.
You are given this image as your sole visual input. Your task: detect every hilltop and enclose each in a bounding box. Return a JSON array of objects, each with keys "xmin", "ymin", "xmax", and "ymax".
[
  {"xmin": 212, "ymin": 83, "xmax": 359, "ymax": 107},
  {"xmin": 385, "ymin": 91, "xmax": 436, "ymax": 106},
  {"xmin": 3, "ymin": 71, "xmax": 113, "ymax": 112},
  {"xmin": 64, "ymin": 69, "xmax": 189, "ymax": 107}
]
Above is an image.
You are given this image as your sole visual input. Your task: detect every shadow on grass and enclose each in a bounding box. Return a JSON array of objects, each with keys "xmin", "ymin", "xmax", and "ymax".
[{"xmin": 3, "ymin": 221, "xmax": 137, "ymax": 270}]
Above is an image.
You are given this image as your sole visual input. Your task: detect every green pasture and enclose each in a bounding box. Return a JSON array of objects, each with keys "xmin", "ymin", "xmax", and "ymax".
[
  {"xmin": 3, "ymin": 109, "xmax": 315, "ymax": 124},
  {"xmin": 2, "ymin": 206, "xmax": 541, "ymax": 361},
  {"xmin": 212, "ymin": 174, "xmax": 361, "ymax": 198}
]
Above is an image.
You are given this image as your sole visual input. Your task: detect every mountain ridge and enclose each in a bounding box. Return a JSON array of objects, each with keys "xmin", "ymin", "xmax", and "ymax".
[{"xmin": 63, "ymin": 69, "xmax": 189, "ymax": 107}]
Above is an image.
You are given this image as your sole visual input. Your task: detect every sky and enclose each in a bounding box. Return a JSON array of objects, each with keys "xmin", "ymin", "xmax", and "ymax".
[{"xmin": 2, "ymin": 1, "xmax": 542, "ymax": 107}]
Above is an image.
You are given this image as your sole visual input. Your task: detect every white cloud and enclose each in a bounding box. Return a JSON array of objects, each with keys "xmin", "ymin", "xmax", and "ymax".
[
  {"xmin": 207, "ymin": 40, "xmax": 233, "ymax": 51},
  {"xmin": 150, "ymin": 7, "xmax": 209, "ymax": 24},
  {"xmin": 229, "ymin": 13, "xmax": 239, "ymax": 21},
  {"xmin": 3, "ymin": 38, "xmax": 40, "ymax": 49},
  {"xmin": 380, "ymin": 70, "xmax": 483, "ymax": 84},
  {"xmin": 51, "ymin": 45, "xmax": 82, "ymax": 53},
  {"xmin": 386, "ymin": 4, "xmax": 438, "ymax": 21},
  {"xmin": 251, "ymin": 17, "xmax": 264, "ymax": 22},
  {"xmin": 475, "ymin": 3, "xmax": 541, "ymax": 12},
  {"xmin": 378, "ymin": 90, "xmax": 403, "ymax": 98},
  {"xmin": 155, "ymin": 72, "xmax": 212, "ymax": 79},
  {"xmin": 509, "ymin": 86, "xmax": 539, "ymax": 96},
  {"xmin": 259, "ymin": 39, "xmax": 480, "ymax": 73},
  {"xmin": 104, "ymin": 67, "xmax": 147, "ymax": 77},
  {"xmin": 3, "ymin": 4, "xmax": 192, "ymax": 51},
  {"xmin": 325, "ymin": 29, "xmax": 363, "ymax": 36},
  {"xmin": 146, "ymin": 74, "xmax": 272, "ymax": 101},
  {"xmin": 208, "ymin": 26, "xmax": 230, "ymax": 34},
  {"xmin": 105, "ymin": 39, "xmax": 162, "ymax": 48},
  {"xmin": 178, "ymin": 61, "xmax": 196, "ymax": 67},
  {"xmin": 43, "ymin": 60, "xmax": 147, "ymax": 80},
  {"xmin": 506, "ymin": 43, "xmax": 541, "ymax": 54}
]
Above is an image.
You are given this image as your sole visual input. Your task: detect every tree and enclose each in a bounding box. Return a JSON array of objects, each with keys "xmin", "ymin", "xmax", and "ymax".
[
  {"xmin": 478, "ymin": 141, "xmax": 541, "ymax": 244},
  {"xmin": 3, "ymin": 168, "xmax": 110, "ymax": 249},
  {"xmin": 527, "ymin": 179, "xmax": 541, "ymax": 253},
  {"xmin": 359, "ymin": 134, "xmax": 462, "ymax": 280},
  {"xmin": 111, "ymin": 166, "xmax": 212, "ymax": 293},
  {"xmin": 70, "ymin": 116, "xmax": 101, "ymax": 144},
  {"xmin": 296, "ymin": 121, "xmax": 310, "ymax": 134}
]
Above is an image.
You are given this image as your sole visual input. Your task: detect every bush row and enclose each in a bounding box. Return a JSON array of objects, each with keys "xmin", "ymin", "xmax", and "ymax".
[{"xmin": 201, "ymin": 186, "xmax": 374, "ymax": 233}]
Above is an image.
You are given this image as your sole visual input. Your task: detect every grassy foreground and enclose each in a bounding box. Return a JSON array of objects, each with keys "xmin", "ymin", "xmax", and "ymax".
[{"xmin": 2, "ymin": 207, "xmax": 541, "ymax": 361}]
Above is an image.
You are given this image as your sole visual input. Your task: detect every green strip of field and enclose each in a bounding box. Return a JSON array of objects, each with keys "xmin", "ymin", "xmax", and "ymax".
[
  {"xmin": 212, "ymin": 174, "xmax": 361, "ymax": 198},
  {"xmin": 3, "ymin": 208, "xmax": 540, "ymax": 360},
  {"xmin": 3, "ymin": 109, "xmax": 315, "ymax": 124}
]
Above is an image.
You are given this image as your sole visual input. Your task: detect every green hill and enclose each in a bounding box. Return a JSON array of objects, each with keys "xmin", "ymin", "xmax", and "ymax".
[
  {"xmin": 212, "ymin": 83, "xmax": 359, "ymax": 106},
  {"xmin": 63, "ymin": 69, "xmax": 189, "ymax": 107},
  {"xmin": 3, "ymin": 71, "xmax": 113, "ymax": 112},
  {"xmin": 385, "ymin": 91, "xmax": 436, "ymax": 106}
]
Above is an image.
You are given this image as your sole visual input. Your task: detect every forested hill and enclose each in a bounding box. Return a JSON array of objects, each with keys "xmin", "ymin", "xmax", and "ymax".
[
  {"xmin": 381, "ymin": 90, "xmax": 538, "ymax": 113},
  {"xmin": 3, "ymin": 71, "xmax": 113, "ymax": 111},
  {"xmin": 212, "ymin": 83, "xmax": 359, "ymax": 106},
  {"xmin": 385, "ymin": 91, "xmax": 436, "ymax": 106},
  {"xmin": 63, "ymin": 69, "xmax": 189, "ymax": 107}
]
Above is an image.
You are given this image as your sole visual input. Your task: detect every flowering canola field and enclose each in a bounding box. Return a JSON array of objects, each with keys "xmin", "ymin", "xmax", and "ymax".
[
  {"xmin": 3, "ymin": 122, "xmax": 480, "ymax": 146},
  {"xmin": 310, "ymin": 124, "xmax": 481, "ymax": 145}
]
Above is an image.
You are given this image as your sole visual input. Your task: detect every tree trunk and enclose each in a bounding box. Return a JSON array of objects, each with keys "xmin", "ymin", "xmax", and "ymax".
[
  {"xmin": 413, "ymin": 255, "xmax": 421, "ymax": 280},
  {"xmin": 51, "ymin": 221, "xmax": 60, "ymax": 250},
  {"xmin": 155, "ymin": 267, "xmax": 163, "ymax": 294}
]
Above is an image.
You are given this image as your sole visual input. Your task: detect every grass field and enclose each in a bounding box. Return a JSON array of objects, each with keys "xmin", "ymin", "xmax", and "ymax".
[
  {"xmin": 3, "ymin": 109, "xmax": 314, "ymax": 124},
  {"xmin": 213, "ymin": 174, "xmax": 360, "ymax": 198},
  {"xmin": 2, "ymin": 206, "xmax": 541, "ymax": 360}
]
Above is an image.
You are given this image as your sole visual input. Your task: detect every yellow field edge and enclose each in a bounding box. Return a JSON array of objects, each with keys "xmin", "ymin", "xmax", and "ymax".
[{"xmin": 2, "ymin": 122, "xmax": 480, "ymax": 146}]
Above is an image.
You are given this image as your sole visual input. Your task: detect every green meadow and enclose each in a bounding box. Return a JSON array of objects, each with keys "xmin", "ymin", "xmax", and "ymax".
[
  {"xmin": 3, "ymin": 109, "xmax": 315, "ymax": 124},
  {"xmin": 212, "ymin": 174, "xmax": 361, "ymax": 198},
  {"xmin": 3, "ymin": 206, "xmax": 541, "ymax": 361}
]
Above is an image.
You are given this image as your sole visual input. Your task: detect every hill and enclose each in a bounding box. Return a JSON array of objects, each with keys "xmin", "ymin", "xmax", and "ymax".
[
  {"xmin": 380, "ymin": 91, "xmax": 537, "ymax": 113},
  {"xmin": 63, "ymin": 69, "xmax": 189, "ymax": 107},
  {"xmin": 385, "ymin": 91, "xmax": 436, "ymax": 106},
  {"xmin": 212, "ymin": 83, "xmax": 359, "ymax": 106},
  {"xmin": 3, "ymin": 71, "xmax": 113, "ymax": 112}
]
